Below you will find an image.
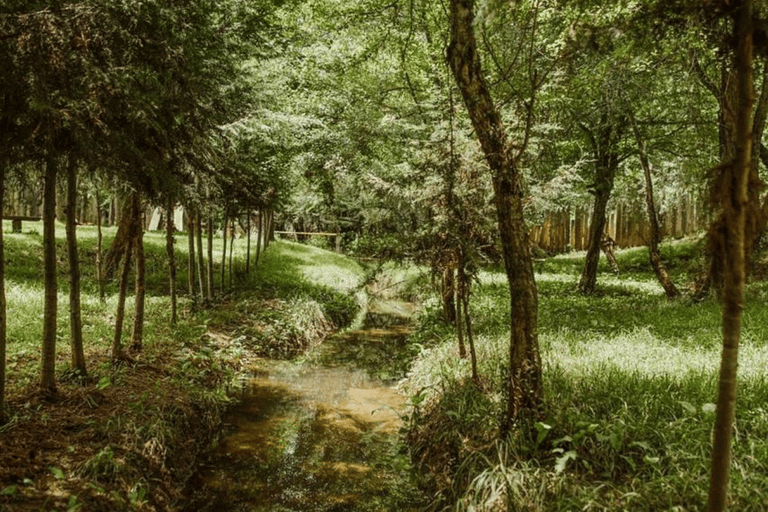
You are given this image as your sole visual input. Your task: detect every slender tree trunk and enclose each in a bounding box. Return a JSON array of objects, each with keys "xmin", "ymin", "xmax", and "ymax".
[
  {"xmin": 206, "ymin": 215, "xmax": 214, "ymax": 300},
  {"xmin": 246, "ymin": 206, "xmax": 252, "ymax": 275},
  {"xmin": 630, "ymin": 113, "xmax": 680, "ymax": 299},
  {"xmin": 0, "ymin": 164, "xmax": 7, "ymax": 419},
  {"xmin": 187, "ymin": 210, "xmax": 196, "ymax": 297},
  {"xmin": 454, "ymin": 267, "xmax": 466, "ymax": 358},
  {"xmin": 65, "ymin": 157, "xmax": 87, "ymax": 375},
  {"xmin": 195, "ymin": 212, "xmax": 205, "ymax": 301},
  {"xmin": 130, "ymin": 196, "xmax": 145, "ymax": 352},
  {"xmin": 708, "ymin": 3, "xmax": 753, "ymax": 509},
  {"xmin": 112, "ymin": 233, "xmax": 134, "ymax": 360},
  {"xmin": 255, "ymin": 211, "xmax": 263, "ymax": 268},
  {"xmin": 41, "ymin": 156, "xmax": 58, "ymax": 394},
  {"xmin": 103, "ymin": 195, "xmax": 133, "ymax": 278},
  {"xmin": 165, "ymin": 199, "xmax": 178, "ymax": 324},
  {"xmin": 578, "ymin": 119, "xmax": 620, "ymax": 294},
  {"xmin": 96, "ymin": 189, "xmax": 105, "ymax": 302},
  {"xmin": 229, "ymin": 217, "xmax": 235, "ymax": 289},
  {"xmin": 442, "ymin": 267, "xmax": 457, "ymax": 324},
  {"xmin": 447, "ymin": 0, "xmax": 541, "ymax": 433},
  {"xmin": 459, "ymin": 264, "xmax": 479, "ymax": 383},
  {"xmin": 221, "ymin": 210, "xmax": 228, "ymax": 291}
]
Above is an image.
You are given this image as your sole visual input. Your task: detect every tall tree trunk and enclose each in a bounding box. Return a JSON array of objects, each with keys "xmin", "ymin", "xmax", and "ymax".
[
  {"xmin": 255, "ymin": 211, "xmax": 263, "ymax": 268},
  {"xmin": 65, "ymin": 157, "xmax": 87, "ymax": 375},
  {"xmin": 165, "ymin": 199, "xmax": 177, "ymax": 325},
  {"xmin": 246, "ymin": 207, "xmax": 252, "ymax": 275},
  {"xmin": 228, "ymin": 217, "xmax": 235, "ymax": 289},
  {"xmin": 458, "ymin": 264, "xmax": 479, "ymax": 384},
  {"xmin": 41, "ymin": 156, "xmax": 58, "ymax": 394},
  {"xmin": 195, "ymin": 212, "xmax": 205, "ymax": 301},
  {"xmin": 96, "ymin": 188, "xmax": 105, "ymax": 302},
  {"xmin": 103, "ymin": 195, "xmax": 133, "ymax": 278},
  {"xmin": 112, "ymin": 233, "xmax": 134, "ymax": 360},
  {"xmin": 0, "ymin": 164, "xmax": 7, "ymax": 419},
  {"xmin": 442, "ymin": 267, "xmax": 457, "ymax": 324},
  {"xmin": 187, "ymin": 210, "xmax": 196, "ymax": 297},
  {"xmin": 130, "ymin": 195, "xmax": 145, "ymax": 352},
  {"xmin": 447, "ymin": 0, "xmax": 541, "ymax": 434},
  {"xmin": 707, "ymin": 4, "xmax": 753, "ymax": 510},
  {"xmin": 453, "ymin": 267, "xmax": 466, "ymax": 358},
  {"xmin": 206, "ymin": 215, "xmax": 214, "ymax": 300},
  {"xmin": 221, "ymin": 210, "xmax": 228, "ymax": 291},
  {"xmin": 578, "ymin": 117, "xmax": 620, "ymax": 294},
  {"xmin": 630, "ymin": 113, "xmax": 680, "ymax": 300}
]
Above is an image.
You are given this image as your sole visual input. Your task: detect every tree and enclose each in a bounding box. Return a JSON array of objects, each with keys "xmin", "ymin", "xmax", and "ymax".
[
  {"xmin": 707, "ymin": 3, "xmax": 758, "ymax": 509},
  {"xmin": 66, "ymin": 157, "xmax": 87, "ymax": 374},
  {"xmin": 447, "ymin": 0, "xmax": 541, "ymax": 432}
]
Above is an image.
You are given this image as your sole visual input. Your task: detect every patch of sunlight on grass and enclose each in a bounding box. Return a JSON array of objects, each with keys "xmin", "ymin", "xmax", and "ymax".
[
  {"xmin": 544, "ymin": 327, "xmax": 768, "ymax": 381},
  {"xmin": 277, "ymin": 241, "xmax": 364, "ymax": 293}
]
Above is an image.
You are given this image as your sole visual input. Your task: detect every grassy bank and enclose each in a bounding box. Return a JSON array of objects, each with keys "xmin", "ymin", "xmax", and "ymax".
[
  {"xmin": 0, "ymin": 221, "xmax": 363, "ymax": 512},
  {"xmin": 402, "ymin": 239, "xmax": 768, "ymax": 511}
]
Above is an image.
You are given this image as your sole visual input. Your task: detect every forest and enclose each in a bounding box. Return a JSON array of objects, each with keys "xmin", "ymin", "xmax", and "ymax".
[{"xmin": 1, "ymin": 0, "xmax": 768, "ymax": 511}]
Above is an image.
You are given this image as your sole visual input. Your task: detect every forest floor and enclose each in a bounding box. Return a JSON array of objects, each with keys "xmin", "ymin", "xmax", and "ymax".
[{"xmin": 0, "ymin": 227, "xmax": 364, "ymax": 512}]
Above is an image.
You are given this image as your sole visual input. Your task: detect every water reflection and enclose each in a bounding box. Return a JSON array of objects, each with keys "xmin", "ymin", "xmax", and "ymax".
[{"xmin": 183, "ymin": 303, "xmax": 423, "ymax": 512}]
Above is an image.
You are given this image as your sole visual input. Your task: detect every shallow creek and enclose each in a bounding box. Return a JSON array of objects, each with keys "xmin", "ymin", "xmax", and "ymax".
[{"xmin": 183, "ymin": 299, "xmax": 425, "ymax": 512}]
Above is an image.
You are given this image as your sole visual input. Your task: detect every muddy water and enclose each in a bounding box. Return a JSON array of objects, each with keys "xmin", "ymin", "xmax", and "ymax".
[{"xmin": 184, "ymin": 300, "xmax": 425, "ymax": 512}]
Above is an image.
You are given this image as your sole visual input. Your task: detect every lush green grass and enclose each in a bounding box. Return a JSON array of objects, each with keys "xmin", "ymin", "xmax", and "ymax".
[{"xmin": 403, "ymin": 239, "xmax": 768, "ymax": 511}]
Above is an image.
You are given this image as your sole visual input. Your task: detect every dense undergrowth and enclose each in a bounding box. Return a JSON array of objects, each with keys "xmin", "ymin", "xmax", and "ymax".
[
  {"xmin": 0, "ymin": 220, "xmax": 362, "ymax": 511},
  {"xmin": 402, "ymin": 237, "xmax": 768, "ymax": 511}
]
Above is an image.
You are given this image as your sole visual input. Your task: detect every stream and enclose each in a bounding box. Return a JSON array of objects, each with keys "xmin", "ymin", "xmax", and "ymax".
[{"xmin": 183, "ymin": 299, "xmax": 426, "ymax": 512}]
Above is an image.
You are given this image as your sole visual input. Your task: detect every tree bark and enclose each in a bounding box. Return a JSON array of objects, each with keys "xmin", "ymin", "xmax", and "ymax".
[
  {"xmin": 458, "ymin": 264, "xmax": 478, "ymax": 383},
  {"xmin": 255, "ymin": 211, "xmax": 263, "ymax": 268},
  {"xmin": 112, "ymin": 232, "xmax": 134, "ymax": 360},
  {"xmin": 187, "ymin": 210, "xmax": 196, "ymax": 297},
  {"xmin": 442, "ymin": 267, "xmax": 457, "ymax": 324},
  {"xmin": 206, "ymin": 215, "xmax": 214, "ymax": 300},
  {"xmin": 165, "ymin": 199, "xmax": 177, "ymax": 325},
  {"xmin": 630, "ymin": 113, "xmax": 680, "ymax": 300},
  {"xmin": 96, "ymin": 188, "xmax": 105, "ymax": 302},
  {"xmin": 103, "ymin": 195, "xmax": 133, "ymax": 279},
  {"xmin": 0, "ymin": 164, "xmax": 7, "ymax": 419},
  {"xmin": 41, "ymin": 156, "xmax": 58, "ymax": 394},
  {"xmin": 65, "ymin": 157, "xmax": 87, "ymax": 375},
  {"xmin": 453, "ymin": 268, "xmax": 466, "ymax": 358},
  {"xmin": 578, "ymin": 116, "xmax": 621, "ymax": 294},
  {"xmin": 195, "ymin": 211, "xmax": 205, "ymax": 301},
  {"xmin": 707, "ymin": 4, "xmax": 753, "ymax": 510},
  {"xmin": 246, "ymin": 206, "xmax": 252, "ymax": 275},
  {"xmin": 228, "ymin": 217, "xmax": 235, "ymax": 289},
  {"xmin": 130, "ymin": 195, "xmax": 145, "ymax": 352},
  {"xmin": 447, "ymin": 0, "xmax": 541, "ymax": 434},
  {"xmin": 221, "ymin": 210, "xmax": 228, "ymax": 291}
]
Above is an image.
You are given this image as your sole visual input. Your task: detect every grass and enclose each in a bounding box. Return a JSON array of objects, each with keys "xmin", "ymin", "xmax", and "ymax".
[
  {"xmin": 402, "ymin": 237, "xmax": 768, "ymax": 511},
  {"xmin": 0, "ymin": 221, "xmax": 364, "ymax": 511}
]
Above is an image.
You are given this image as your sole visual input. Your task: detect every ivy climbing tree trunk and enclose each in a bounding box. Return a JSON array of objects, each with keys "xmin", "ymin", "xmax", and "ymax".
[
  {"xmin": 41, "ymin": 156, "xmax": 58, "ymax": 394},
  {"xmin": 447, "ymin": 0, "xmax": 541, "ymax": 434},
  {"xmin": 707, "ymin": 3, "xmax": 754, "ymax": 509},
  {"xmin": 66, "ymin": 157, "xmax": 87, "ymax": 375},
  {"xmin": 630, "ymin": 113, "xmax": 680, "ymax": 300}
]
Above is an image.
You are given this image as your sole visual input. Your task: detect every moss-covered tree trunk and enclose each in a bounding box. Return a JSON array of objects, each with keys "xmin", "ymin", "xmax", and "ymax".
[
  {"xmin": 165, "ymin": 199, "xmax": 177, "ymax": 325},
  {"xmin": 130, "ymin": 195, "xmax": 145, "ymax": 352},
  {"xmin": 41, "ymin": 156, "xmax": 58, "ymax": 394},
  {"xmin": 707, "ymin": 3, "xmax": 753, "ymax": 509},
  {"xmin": 447, "ymin": 0, "xmax": 541, "ymax": 434},
  {"xmin": 66, "ymin": 157, "xmax": 87, "ymax": 374},
  {"xmin": 630, "ymin": 113, "xmax": 680, "ymax": 300}
]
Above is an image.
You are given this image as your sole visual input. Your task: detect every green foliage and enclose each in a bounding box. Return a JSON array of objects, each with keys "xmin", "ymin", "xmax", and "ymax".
[{"xmin": 403, "ymin": 239, "xmax": 768, "ymax": 510}]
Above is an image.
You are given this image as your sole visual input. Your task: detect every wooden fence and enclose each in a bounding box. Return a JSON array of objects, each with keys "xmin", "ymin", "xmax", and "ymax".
[{"xmin": 530, "ymin": 193, "xmax": 707, "ymax": 253}]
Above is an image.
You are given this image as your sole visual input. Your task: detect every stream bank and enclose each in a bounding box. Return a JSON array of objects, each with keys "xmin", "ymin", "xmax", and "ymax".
[{"xmin": 182, "ymin": 298, "xmax": 426, "ymax": 511}]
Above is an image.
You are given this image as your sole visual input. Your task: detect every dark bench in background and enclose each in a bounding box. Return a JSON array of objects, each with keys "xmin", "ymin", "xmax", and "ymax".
[{"xmin": 4, "ymin": 216, "xmax": 42, "ymax": 233}]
